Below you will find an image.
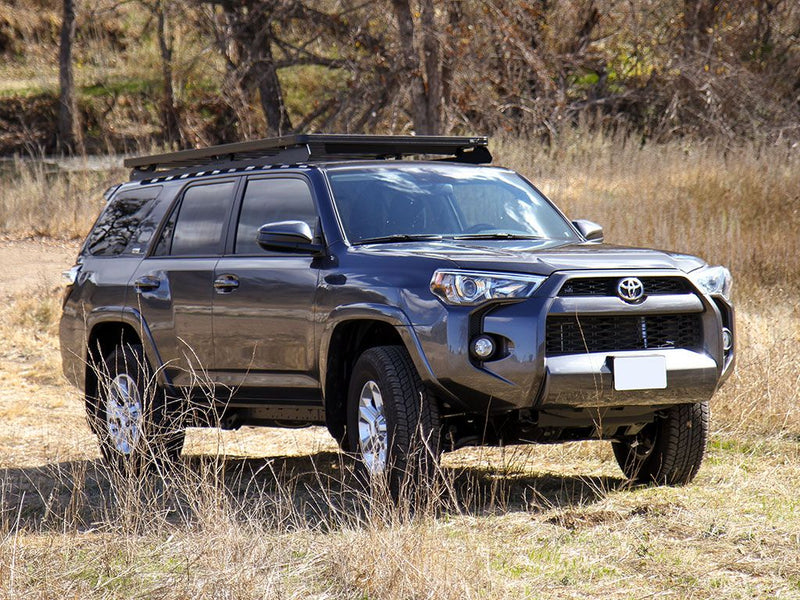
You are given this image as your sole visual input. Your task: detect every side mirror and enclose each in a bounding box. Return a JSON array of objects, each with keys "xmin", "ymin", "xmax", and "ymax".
[
  {"xmin": 257, "ymin": 221, "xmax": 323, "ymax": 255},
  {"xmin": 572, "ymin": 219, "xmax": 604, "ymax": 242}
]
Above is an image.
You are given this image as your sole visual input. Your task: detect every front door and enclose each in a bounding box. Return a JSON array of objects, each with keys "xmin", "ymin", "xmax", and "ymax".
[{"xmin": 212, "ymin": 176, "xmax": 321, "ymax": 402}]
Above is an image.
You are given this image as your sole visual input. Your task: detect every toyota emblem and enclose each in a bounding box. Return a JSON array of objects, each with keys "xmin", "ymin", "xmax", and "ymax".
[{"xmin": 617, "ymin": 277, "xmax": 645, "ymax": 302}]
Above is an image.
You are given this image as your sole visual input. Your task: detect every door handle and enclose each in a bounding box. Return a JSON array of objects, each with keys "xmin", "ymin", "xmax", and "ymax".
[
  {"xmin": 214, "ymin": 274, "xmax": 240, "ymax": 293},
  {"xmin": 134, "ymin": 275, "xmax": 161, "ymax": 293}
]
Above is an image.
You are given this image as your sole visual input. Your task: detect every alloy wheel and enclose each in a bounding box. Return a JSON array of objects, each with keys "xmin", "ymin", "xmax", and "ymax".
[
  {"xmin": 357, "ymin": 380, "xmax": 388, "ymax": 473},
  {"xmin": 105, "ymin": 374, "xmax": 143, "ymax": 455}
]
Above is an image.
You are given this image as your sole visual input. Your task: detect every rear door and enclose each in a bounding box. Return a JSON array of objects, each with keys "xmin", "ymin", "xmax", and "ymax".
[
  {"xmin": 212, "ymin": 175, "xmax": 321, "ymax": 402},
  {"xmin": 131, "ymin": 179, "xmax": 238, "ymax": 388}
]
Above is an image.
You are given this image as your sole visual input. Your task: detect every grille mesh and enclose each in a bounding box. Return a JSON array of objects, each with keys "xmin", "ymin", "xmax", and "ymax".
[
  {"xmin": 545, "ymin": 314, "xmax": 702, "ymax": 355},
  {"xmin": 558, "ymin": 277, "xmax": 692, "ymax": 297}
]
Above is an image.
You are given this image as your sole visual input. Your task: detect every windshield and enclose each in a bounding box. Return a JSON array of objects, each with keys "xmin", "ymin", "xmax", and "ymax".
[{"xmin": 326, "ymin": 164, "xmax": 578, "ymax": 244}]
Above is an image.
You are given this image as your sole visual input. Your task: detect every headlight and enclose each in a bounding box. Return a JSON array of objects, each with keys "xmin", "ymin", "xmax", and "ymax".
[
  {"xmin": 690, "ymin": 265, "xmax": 732, "ymax": 300},
  {"xmin": 430, "ymin": 270, "xmax": 546, "ymax": 306}
]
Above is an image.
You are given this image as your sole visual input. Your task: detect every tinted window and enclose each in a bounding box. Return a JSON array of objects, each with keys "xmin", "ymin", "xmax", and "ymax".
[
  {"xmin": 84, "ymin": 186, "xmax": 163, "ymax": 256},
  {"xmin": 167, "ymin": 181, "xmax": 236, "ymax": 256},
  {"xmin": 235, "ymin": 178, "xmax": 317, "ymax": 254}
]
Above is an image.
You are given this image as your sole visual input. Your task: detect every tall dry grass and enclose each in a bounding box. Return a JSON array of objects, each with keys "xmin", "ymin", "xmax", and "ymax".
[
  {"xmin": 497, "ymin": 131, "xmax": 800, "ymax": 294},
  {"xmin": 0, "ymin": 159, "xmax": 124, "ymax": 238}
]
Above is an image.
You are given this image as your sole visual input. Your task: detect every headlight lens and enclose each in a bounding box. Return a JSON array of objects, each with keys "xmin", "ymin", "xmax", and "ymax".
[
  {"xmin": 690, "ymin": 265, "xmax": 732, "ymax": 300},
  {"xmin": 430, "ymin": 270, "xmax": 546, "ymax": 305}
]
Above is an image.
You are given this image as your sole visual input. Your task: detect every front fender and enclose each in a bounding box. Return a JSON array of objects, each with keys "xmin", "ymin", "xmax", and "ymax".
[{"xmin": 318, "ymin": 303, "xmax": 441, "ymax": 397}]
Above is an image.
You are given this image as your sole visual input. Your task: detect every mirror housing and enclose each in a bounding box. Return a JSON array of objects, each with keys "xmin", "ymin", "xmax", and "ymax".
[
  {"xmin": 257, "ymin": 221, "xmax": 323, "ymax": 255},
  {"xmin": 572, "ymin": 219, "xmax": 604, "ymax": 242}
]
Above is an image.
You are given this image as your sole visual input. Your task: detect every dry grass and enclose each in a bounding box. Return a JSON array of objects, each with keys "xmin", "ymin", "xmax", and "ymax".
[
  {"xmin": 0, "ymin": 132, "xmax": 799, "ymax": 598},
  {"xmin": 497, "ymin": 130, "xmax": 800, "ymax": 293},
  {"xmin": 0, "ymin": 159, "xmax": 124, "ymax": 238}
]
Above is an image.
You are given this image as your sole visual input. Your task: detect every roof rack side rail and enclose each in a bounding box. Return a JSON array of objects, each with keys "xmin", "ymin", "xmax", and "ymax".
[
  {"xmin": 124, "ymin": 134, "xmax": 491, "ymax": 181},
  {"xmin": 127, "ymin": 146, "xmax": 312, "ymax": 182}
]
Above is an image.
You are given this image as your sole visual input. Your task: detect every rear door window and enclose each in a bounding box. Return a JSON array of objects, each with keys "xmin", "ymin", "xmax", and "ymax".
[{"xmin": 155, "ymin": 181, "xmax": 237, "ymax": 256}]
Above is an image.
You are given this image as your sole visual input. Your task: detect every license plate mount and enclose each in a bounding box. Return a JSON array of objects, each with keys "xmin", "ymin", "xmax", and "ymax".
[{"xmin": 613, "ymin": 355, "xmax": 667, "ymax": 391}]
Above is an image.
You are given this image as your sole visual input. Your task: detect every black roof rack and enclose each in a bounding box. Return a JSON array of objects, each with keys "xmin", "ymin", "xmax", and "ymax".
[{"xmin": 124, "ymin": 134, "xmax": 491, "ymax": 181}]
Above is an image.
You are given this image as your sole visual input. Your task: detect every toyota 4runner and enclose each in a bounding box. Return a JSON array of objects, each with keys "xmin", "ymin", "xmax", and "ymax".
[{"xmin": 60, "ymin": 134, "xmax": 735, "ymax": 488}]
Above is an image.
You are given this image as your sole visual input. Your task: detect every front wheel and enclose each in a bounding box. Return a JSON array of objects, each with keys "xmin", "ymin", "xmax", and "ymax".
[
  {"xmin": 92, "ymin": 344, "xmax": 185, "ymax": 474},
  {"xmin": 612, "ymin": 401, "xmax": 709, "ymax": 486},
  {"xmin": 346, "ymin": 346, "xmax": 441, "ymax": 497}
]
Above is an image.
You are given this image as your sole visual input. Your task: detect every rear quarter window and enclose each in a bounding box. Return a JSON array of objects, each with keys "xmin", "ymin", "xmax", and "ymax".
[{"xmin": 84, "ymin": 186, "xmax": 164, "ymax": 256}]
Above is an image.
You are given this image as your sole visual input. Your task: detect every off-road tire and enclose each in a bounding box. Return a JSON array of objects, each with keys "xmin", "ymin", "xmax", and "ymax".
[
  {"xmin": 91, "ymin": 344, "xmax": 185, "ymax": 475},
  {"xmin": 613, "ymin": 401, "xmax": 709, "ymax": 486},
  {"xmin": 346, "ymin": 345, "xmax": 441, "ymax": 497}
]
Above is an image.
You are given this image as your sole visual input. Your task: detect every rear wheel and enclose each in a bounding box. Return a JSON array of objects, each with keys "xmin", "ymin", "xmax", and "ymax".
[
  {"xmin": 91, "ymin": 344, "xmax": 184, "ymax": 474},
  {"xmin": 612, "ymin": 401, "xmax": 709, "ymax": 486},
  {"xmin": 346, "ymin": 345, "xmax": 440, "ymax": 497}
]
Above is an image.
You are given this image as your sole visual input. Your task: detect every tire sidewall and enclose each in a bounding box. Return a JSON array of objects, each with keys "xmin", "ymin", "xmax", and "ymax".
[
  {"xmin": 614, "ymin": 401, "xmax": 708, "ymax": 486},
  {"xmin": 346, "ymin": 349, "xmax": 401, "ymax": 473},
  {"xmin": 93, "ymin": 344, "xmax": 183, "ymax": 472},
  {"xmin": 345, "ymin": 345, "xmax": 440, "ymax": 496}
]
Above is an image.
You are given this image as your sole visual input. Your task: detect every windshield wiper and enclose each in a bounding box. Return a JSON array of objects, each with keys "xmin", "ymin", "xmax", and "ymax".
[
  {"xmin": 452, "ymin": 233, "xmax": 543, "ymax": 240},
  {"xmin": 355, "ymin": 233, "xmax": 444, "ymax": 245}
]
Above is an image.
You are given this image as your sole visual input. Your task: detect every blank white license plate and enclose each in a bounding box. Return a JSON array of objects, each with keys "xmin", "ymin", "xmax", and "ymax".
[{"xmin": 613, "ymin": 356, "xmax": 667, "ymax": 391}]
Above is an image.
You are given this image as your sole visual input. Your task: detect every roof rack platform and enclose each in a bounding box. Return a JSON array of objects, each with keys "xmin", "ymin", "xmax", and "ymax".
[{"xmin": 125, "ymin": 134, "xmax": 491, "ymax": 181}]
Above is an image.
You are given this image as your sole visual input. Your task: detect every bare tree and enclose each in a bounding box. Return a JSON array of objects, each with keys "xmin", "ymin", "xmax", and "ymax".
[
  {"xmin": 155, "ymin": 0, "xmax": 183, "ymax": 145},
  {"xmin": 420, "ymin": 0, "xmax": 443, "ymax": 134},
  {"xmin": 58, "ymin": 0, "xmax": 78, "ymax": 153},
  {"xmin": 683, "ymin": 0, "xmax": 722, "ymax": 57},
  {"xmin": 205, "ymin": 0, "xmax": 292, "ymax": 136},
  {"xmin": 390, "ymin": 0, "xmax": 443, "ymax": 134},
  {"xmin": 137, "ymin": 0, "xmax": 184, "ymax": 145}
]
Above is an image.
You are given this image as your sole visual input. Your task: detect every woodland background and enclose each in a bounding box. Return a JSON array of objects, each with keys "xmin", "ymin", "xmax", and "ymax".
[{"xmin": 0, "ymin": 0, "xmax": 798, "ymax": 155}]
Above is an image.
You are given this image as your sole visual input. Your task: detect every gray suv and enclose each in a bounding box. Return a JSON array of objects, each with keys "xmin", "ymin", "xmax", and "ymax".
[{"xmin": 60, "ymin": 134, "xmax": 734, "ymax": 489}]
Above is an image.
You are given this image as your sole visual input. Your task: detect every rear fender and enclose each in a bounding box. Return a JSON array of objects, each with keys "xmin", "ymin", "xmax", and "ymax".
[{"xmin": 86, "ymin": 306, "xmax": 172, "ymax": 390}]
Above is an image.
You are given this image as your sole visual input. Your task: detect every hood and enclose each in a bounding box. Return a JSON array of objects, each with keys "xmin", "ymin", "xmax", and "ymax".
[{"xmin": 354, "ymin": 239, "xmax": 706, "ymax": 275}]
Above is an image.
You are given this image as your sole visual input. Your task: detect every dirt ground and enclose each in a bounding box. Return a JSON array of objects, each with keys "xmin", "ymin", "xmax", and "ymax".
[{"xmin": 0, "ymin": 235, "xmax": 78, "ymax": 297}]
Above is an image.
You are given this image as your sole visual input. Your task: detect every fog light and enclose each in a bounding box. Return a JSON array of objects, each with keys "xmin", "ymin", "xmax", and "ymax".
[
  {"xmin": 722, "ymin": 327, "xmax": 733, "ymax": 352},
  {"xmin": 471, "ymin": 335, "xmax": 495, "ymax": 360}
]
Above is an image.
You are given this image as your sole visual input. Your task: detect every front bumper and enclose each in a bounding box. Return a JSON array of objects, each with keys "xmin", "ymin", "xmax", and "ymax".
[
  {"xmin": 543, "ymin": 348, "xmax": 719, "ymax": 407},
  {"xmin": 413, "ymin": 270, "xmax": 735, "ymax": 415}
]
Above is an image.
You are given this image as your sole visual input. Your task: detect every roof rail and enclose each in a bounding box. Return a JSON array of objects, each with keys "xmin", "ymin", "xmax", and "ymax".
[{"xmin": 124, "ymin": 134, "xmax": 491, "ymax": 181}]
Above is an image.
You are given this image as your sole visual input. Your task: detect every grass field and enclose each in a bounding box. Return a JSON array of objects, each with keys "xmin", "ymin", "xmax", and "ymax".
[{"xmin": 0, "ymin": 132, "xmax": 798, "ymax": 598}]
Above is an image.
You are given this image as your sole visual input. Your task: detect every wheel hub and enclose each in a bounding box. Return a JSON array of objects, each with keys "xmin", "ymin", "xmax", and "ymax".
[
  {"xmin": 358, "ymin": 380, "xmax": 388, "ymax": 473},
  {"xmin": 105, "ymin": 374, "xmax": 143, "ymax": 455}
]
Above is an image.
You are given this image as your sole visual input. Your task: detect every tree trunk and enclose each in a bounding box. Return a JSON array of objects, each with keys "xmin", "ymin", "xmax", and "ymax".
[
  {"xmin": 156, "ymin": 0, "xmax": 182, "ymax": 145},
  {"xmin": 420, "ymin": 0, "xmax": 442, "ymax": 134},
  {"xmin": 58, "ymin": 0, "xmax": 77, "ymax": 154},
  {"xmin": 221, "ymin": 1, "xmax": 291, "ymax": 136},
  {"xmin": 441, "ymin": 0, "xmax": 462, "ymax": 111},
  {"xmin": 683, "ymin": 0, "xmax": 721, "ymax": 56},
  {"xmin": 252, "ymin": 38, "xmax": 292, "ymax": 135},
  {"xmin": 390, "ymin": 0, "xmax": 430, "ymax": 134}
]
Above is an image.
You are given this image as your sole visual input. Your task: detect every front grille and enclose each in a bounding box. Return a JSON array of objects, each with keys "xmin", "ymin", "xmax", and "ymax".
[
  {"xmin": 545, "ymin": 314, "xmax": 702, "ymax": 356},
  {"xmin": 558, "ymin": 277, "xmax": 692, "ymax": 297}
]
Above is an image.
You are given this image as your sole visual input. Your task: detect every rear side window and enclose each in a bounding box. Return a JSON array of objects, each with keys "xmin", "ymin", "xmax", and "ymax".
[
  {"xmin": 84, "ymin": 186, "xmax": 163, "ymax": 256},
  {"xmin": 156, "ymin": 181, "xmax": 236, "ymax": 256},
  {"xmin": 235, "ymin": 178, "xmax": 317, "ymax": 254}
]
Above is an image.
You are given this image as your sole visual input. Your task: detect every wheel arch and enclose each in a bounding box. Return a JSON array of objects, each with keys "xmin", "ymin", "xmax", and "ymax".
[
  {"xmin": 85, "ymin": 308, "xmax": 167, "ymax": 415},
  {"xmin": 319, "ymin": 304, "xmax": 438, "ymax": 443}
]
